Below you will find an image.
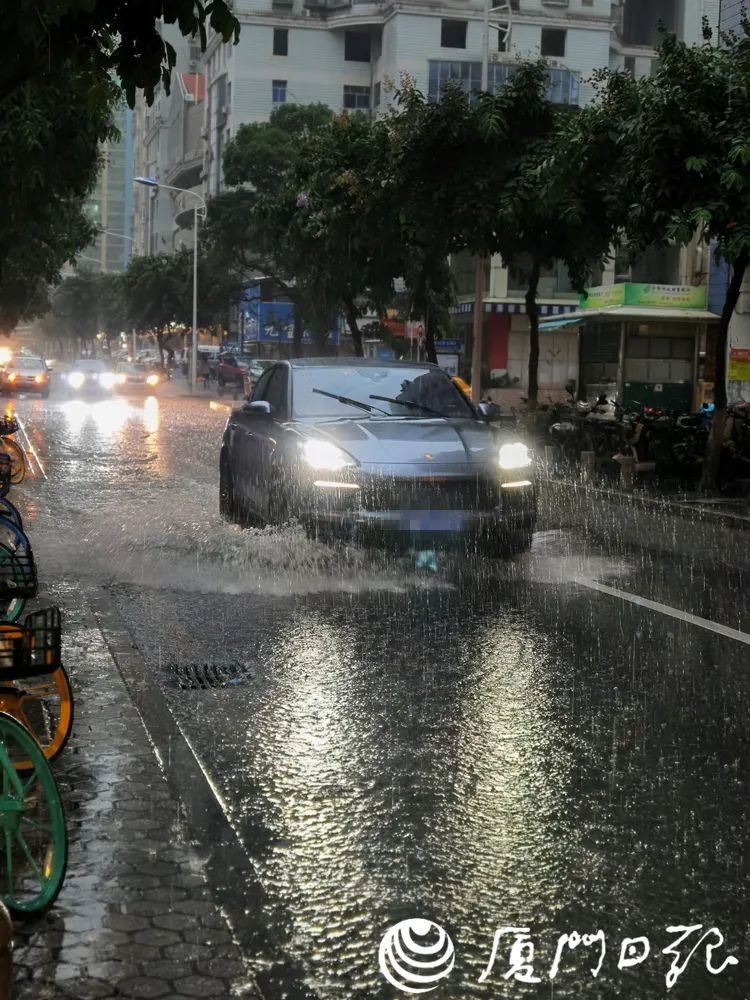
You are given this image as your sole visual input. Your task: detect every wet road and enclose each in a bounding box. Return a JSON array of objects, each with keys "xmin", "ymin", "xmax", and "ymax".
[{"xmin": 9, "ymin": 387, "xmax": 750, "ymax": 999}]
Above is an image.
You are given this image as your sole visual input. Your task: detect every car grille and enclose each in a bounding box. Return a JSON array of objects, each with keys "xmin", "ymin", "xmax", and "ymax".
[{"xmin": 360, "ymin": 477, "xmax": 499, "ymax": 512}]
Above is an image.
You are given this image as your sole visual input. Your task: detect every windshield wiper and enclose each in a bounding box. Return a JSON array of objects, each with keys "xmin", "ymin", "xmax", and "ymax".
[
  {"xmin": 312, "ymin": 388, "xmax": 389, "ymax": 415},
  {"xmin": 368, "ymin": 394, "xmax": 451, "ymax": 419}
]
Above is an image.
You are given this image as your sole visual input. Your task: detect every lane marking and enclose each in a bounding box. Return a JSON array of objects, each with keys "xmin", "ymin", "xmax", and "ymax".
[
  {"xmin": 11, "ymin": 414, "xmax": 47, "ymax": 479},
  {"xmin": 575, "ymin": 577, "xmax": 750, "ymax": 647}
]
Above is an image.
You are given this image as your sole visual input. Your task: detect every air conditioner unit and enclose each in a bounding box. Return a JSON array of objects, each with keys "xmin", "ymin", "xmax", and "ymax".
[{"xmin": 546, "ymin": 58, "xmax": 565, "ymax": 69}]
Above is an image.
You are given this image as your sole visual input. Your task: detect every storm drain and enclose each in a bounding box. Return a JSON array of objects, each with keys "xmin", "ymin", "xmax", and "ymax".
[{"xmin": 169, "ymin": 662, "xmax": 249, "ymax": 690}]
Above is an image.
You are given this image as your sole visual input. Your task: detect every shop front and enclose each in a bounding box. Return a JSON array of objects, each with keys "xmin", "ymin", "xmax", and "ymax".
[{"xmin": 541, "ymin": 283, "xmax": 720, "ymax": 410}]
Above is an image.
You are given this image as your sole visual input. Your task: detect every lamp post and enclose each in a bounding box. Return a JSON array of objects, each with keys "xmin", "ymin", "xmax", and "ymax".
[
  {"xmin": 471, "ymin": 1, "xmax": 513, "ymax": 404},
  {"xmin": 134, "ymin": 177, "xmax": 207, "ymax": 394}
]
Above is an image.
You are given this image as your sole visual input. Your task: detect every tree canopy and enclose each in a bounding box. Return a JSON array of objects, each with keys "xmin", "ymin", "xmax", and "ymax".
[{"xmin": 1, "ymin": 0, "xmax": 240, "ymax": 108}]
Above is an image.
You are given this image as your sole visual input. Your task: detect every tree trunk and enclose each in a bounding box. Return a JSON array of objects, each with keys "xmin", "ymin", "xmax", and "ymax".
[
  {"xmin": 424, "ymin": 306, "xmax": 437, "ymax": 364},
  {"xmin": 525, "ymin": 257, "xmax": 542, "ymax": 411},
  {"xmin": 292, "ymin": 306, "xmax": 304, "ymax": 357},
  {"xmin": 700, "ymin": 250, "xmax": 748, "ymax": 493},
  {"xmin": 344, "ymin": 298, "xmax": 364, "ymax": 358}
]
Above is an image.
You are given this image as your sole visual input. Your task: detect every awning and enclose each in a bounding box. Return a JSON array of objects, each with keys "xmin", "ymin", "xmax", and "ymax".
[
  {"xmin": 555, "ymin": 306, "xmax": 721, "ymax": 324},
  {"xmin": 539, "ymin": 315, "xmax": 584, "ymax": 331}
]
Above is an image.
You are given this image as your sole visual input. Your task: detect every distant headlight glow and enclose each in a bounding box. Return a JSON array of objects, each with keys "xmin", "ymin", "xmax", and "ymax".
[
  {"xmin": 499, "ymin": 442, "xmax": 532, "ymax": 470},
  {"xmin": 99, "ymin": 372, "xmax": 116, "ymax": 389},
  {"xmin": 146, "ymin": 374, "xmax": 159, "ymax": 386},
  {"xmin": 115, "ymin": 373, "xmax": 127, "ymax": 385},
  {"xmin": 301, "ymin": 439, "xmax": 353, "ymax": 471},
  {"xmin": 68, "ymin": 372, "xmax": 85, "ymax": 388}
]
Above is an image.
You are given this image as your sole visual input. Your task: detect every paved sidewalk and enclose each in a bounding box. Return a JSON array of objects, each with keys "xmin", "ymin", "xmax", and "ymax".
[{"xmin": 12, "ymin": 579, "xmax": 260, "ymax": 1000}]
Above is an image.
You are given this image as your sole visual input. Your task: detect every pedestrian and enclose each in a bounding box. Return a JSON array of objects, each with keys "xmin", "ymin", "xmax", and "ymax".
[{"xmin": 197, "ymin": 354, "xmax": 210, "ymax": 389}]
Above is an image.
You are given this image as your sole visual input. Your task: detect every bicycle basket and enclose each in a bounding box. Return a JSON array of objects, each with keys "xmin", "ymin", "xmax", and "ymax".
[
  {"xmin": 0, "ymin": 544, "xmax": 37, "ymax": 601},
  {"xmin": 0, "ymin": 607, "xmax": 61, "ymax": 680},
  {"xmin": 0, "ymin": 416, "xmax": 18, "ymax": 437}
]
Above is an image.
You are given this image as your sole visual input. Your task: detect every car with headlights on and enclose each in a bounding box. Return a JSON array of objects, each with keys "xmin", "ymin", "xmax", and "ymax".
[
  {"xmin": 0, "ymin": 356, "xmax": 51, "ymax": 397},
  {"xmin": 219, "ymin": 359, "xmax": 536, "ymax": 556},
  {"xmin": 114, "ymin": 361, "xmax": 162, "ymax": 393},
  {"xmin": 65, "ymin": 359, "xmax": 117, "ymax": 397}
]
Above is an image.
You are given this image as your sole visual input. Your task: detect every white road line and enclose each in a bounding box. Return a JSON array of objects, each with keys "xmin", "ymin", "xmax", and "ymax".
[{"xmin": 575, "ymin": 577, "xmax": 750, "ymax": 646}]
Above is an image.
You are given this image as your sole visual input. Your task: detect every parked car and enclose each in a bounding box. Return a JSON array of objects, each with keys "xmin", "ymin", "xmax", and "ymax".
[
  {"xmin": 216, "ymin": 353, "xmax": 254, "ymax": 394},
  {"xmin": 65, "ymin": 359, "xmax": 117, "ymax": 397},
  {"xmin": 219, "ymin": 359, "xmax": 536, "ymax": 555},
  {"xmin": 0, "ymin": 357, "xmax": 51, "ymax": 397},
  {"xmin": 114, "ymin": 361, "xmax": 162, "ymax": 393}
]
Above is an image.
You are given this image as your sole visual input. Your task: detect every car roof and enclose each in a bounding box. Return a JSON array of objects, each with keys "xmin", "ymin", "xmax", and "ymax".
[{"xmin": 288, "ymin": 358, "xmax": 443, "ymax": 370}]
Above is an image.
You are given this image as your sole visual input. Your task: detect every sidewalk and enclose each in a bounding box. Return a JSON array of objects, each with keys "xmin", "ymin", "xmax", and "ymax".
[
  {"xmin": 160, "ymin": 373, "xmax": 239, "ymax": 410},
  {"xmin": 12, "ymin": 577, "xmax": 260, "ymax": 1000}
]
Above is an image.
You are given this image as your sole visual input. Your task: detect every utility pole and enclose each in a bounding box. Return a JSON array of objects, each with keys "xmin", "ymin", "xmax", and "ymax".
[{"xmin": 470, "ymin": 0, "xmax": 491, "ymax": 404}]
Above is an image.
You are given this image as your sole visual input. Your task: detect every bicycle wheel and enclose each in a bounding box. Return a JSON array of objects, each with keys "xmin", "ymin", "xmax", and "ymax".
[
  {"xmin": 0, "ymin": 541, "xmax": 33, "ymax": 624},
  {"xmin": 0, "ymin": 665, "xmax": 74, "ymax": 770},
  {"xmin": 0, "ymin": 500, "xmax": 22, "ymax": 533},
  {"xmin": 1, "ymin": 440, "xmax": 25, "ymax": 486},
  {"xmin": 0, "ymin": 713, "xmax": 67, "ymax": 917}
]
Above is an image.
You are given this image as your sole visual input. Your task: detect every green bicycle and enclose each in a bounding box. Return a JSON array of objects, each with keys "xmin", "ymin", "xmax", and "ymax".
[{"xmin": 0, "ymin": 712, "xmax": 67, "ymax": 917}]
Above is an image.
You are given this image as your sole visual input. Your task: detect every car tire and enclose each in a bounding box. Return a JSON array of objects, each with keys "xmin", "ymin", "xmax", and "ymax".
[{"xmin": 219, "ymin": 452, "xmax": 242, "ymax": 525}]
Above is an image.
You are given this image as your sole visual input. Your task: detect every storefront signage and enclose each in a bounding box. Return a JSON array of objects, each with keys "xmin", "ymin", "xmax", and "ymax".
[
  {"xmin": 435, "ymin": 339, "xmax": 463, "ymax": 353},
  {"xmin": 579, "ymin": 283, "xmax": 708, "ymax": 311},
  {"xmin": 729, "ymin": 348, "xmax": 750, "ymax": 382}
]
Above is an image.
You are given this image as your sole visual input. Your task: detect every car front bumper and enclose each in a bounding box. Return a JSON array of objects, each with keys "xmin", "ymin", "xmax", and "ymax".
[{"xmin": 299, "ymin": 480, "xmax": 537, "ymax": 550}]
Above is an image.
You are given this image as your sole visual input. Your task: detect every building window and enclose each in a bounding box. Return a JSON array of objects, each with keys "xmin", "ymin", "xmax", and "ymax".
[
  {"xmin": 273, "ymin": 28, "xmax": 288, "ymax": 56},
  {"xmin": 441, "ymin": 19, "xmax": 467, "ymax": 49},
  {"xmin": 373, "ymin": 81, "xmax": 381, "ymax": 107},
  {"xmin": 624, "ymin": 56, "xmax": 635, "ymax": 75},
  {"xmin": 541, "ymin": 28, "xmax": 566, "ymax": 57},
  {"xmin": 428, "ymin": 60, "xmax": 580, "ymax": 106},
  {"xmin": 343, "ymin": 84, "xmax": 371, "ymax": 111},
  {"xmin": 498, "ymin": 30, "xmax": 508, "ymax": 52},
  {"xmin": 272, "ymin": 79, "xmax": 287, "ymax": 103},
  {"xmin": 345, "ymin": 30, "xmax": 371, "ymax": 61}
]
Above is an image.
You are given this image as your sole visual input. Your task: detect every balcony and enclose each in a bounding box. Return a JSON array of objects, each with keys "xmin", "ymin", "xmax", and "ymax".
[
  {"xmin": 165, "ymin": 150, "xmax": 202, "ymax": 189},
  {"xmin": 303, "ymin": 0, "xmax": 385, "ymax": 26},
  {"xmin": 173, "ymin": 186, "xmax": 204, "ymax": 229}
]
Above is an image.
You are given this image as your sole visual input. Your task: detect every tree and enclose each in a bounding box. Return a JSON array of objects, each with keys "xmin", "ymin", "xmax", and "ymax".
[
  {"xmin": 224, "ymin": 103, "xmax": 334, "ymax": 191},
  {"xmin": 1, "ymin": 1, "xmax": 239, "ymax": 108},
  {"xmin": 0, "ymin": 60, "xmax": 117, "ymax": 303},
  {"xmin": 123, "ymin": 254, "xmax": 186, "ymax": 364},
  {"xmin": 591, "ymin": 22, "xmax": 750, "ymax": 489},
  {"xmin": 50, "ymin": 271, "xmax": 107, "ymax": 353}
]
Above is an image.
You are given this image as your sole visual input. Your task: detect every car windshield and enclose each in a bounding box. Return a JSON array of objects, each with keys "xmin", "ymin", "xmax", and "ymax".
[
  {"xmin": 292, "ymin": 365, "xmax": 474, "ymax": 419},
  {"xmin": 76, "ymin": 360, "xmax": 107, "ymax": 373},
  {"xmin": 10, "ymin": 358, "xmax": 45, "ymax": 372}
]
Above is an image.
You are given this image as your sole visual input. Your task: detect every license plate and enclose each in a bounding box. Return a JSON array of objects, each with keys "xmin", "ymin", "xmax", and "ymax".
[{"xmin": 400, "ymin": 510, "xmax": 465, "ymax": 531}]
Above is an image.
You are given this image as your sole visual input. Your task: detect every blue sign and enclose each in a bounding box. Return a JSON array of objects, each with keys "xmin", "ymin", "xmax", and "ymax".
[
  {"xmin": 376, "ymin": 349, "xmax": 394, "ymax": 361},
  {"xmin": 240, "ymin": 285, "xmax": 340, "ymax": 346},
  {"xmin": 435, "ymin": 339, "xmax": 463, "ymax": 353}
]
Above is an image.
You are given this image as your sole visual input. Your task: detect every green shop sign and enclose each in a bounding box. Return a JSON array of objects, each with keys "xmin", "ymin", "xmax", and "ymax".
[{"xmin": 579, "ymin": 283, "xmax": 707, "ymax": 311}]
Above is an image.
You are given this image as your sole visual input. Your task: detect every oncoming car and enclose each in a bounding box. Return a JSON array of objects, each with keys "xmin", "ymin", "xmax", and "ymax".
[
  {"xmin": 114, "ymin": 361, "xmax": 162, "ymax": 393},
  {"xmin": 65, "ymin": 359, "xmax": 117, "ymax": 397},
  {"xmin": 0, "ymin": 357, "xmax": 51, "ymax": 397},
  {"xmin": 219, "ymin": 359, "xmax": 536, "ymax": 556}
]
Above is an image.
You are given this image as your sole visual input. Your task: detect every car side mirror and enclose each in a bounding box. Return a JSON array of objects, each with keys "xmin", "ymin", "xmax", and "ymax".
[
  {"xmin": 478, "ymin": 401, "xmax": 503, "ymax": 422},
  {"xmin": 242, "ymin": 400, "xmax": 272, "ymax": 415}
]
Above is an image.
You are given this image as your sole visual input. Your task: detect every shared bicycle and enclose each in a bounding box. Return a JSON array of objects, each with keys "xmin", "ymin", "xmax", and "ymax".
[{"xmin": 0, "ymin": 452, "xmax": 70, "ymax": 918}]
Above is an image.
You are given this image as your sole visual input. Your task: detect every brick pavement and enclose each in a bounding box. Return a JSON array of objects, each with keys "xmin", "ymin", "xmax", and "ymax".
[{"xmin": 12, "ymin": 580, "xmax": 261, "ymax": 1000}]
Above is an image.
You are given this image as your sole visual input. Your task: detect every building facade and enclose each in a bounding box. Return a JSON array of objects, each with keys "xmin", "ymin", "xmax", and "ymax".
[{"xmin": 75, "ymin": 101, "xmax": 135, "ymax": 273}]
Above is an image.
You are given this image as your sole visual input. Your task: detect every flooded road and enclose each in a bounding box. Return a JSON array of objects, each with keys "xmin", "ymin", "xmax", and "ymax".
[{"xmin": 10, "ymin": 389, "xmax": 750, "ymax": 999}]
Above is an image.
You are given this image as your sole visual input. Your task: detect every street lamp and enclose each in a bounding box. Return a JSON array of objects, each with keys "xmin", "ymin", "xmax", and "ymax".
[
  {"xmin": 134, "ymin": 176, "xmax": 207, "ymax": 394},
  {"xmin": 471, "ymin": 1, "xmax": 513, "ymax": 404}
]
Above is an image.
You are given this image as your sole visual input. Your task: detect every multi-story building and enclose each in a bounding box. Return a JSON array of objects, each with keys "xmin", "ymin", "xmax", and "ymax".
[
  {"xmin": 133, "ymin": 27, "xmax": 206, "ymax": 257},
  {"xmin": 75, "ymin": 100, "xmax": 135, "ymax": 273}
]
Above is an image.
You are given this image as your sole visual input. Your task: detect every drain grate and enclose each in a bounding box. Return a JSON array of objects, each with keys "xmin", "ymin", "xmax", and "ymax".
[{"xmin": 169, "ymin": 662, "xmax": 248, "ymax": 690}]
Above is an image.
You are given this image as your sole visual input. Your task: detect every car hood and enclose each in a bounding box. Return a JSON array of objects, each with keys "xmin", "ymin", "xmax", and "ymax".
[{"xmin": 296, "ymin": 417, "xmax": 514, "ymax": 472}]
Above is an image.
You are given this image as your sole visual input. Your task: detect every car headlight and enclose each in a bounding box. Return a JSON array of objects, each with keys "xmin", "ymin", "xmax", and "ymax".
[
  {"xmin": 68, "ymin": 372, "xmax": 85, "ymax": 388},
  {"xmin": 146, "ymin": 374, "xmax": 159, "ymax": 386},
  {"xmin": 301, "ymin": 439, "xmax": 353, "ymax": 471},
  {"xmin": 99, "ymin": 372, "xmax": 116, "ymax": 389},
  {"xmin": 499, "ymin": 442, "xmax": 532, "ymax": 469},
  {"xmin": 115, "ymin": 373, "xmax": 127, "ymax": 385}
]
